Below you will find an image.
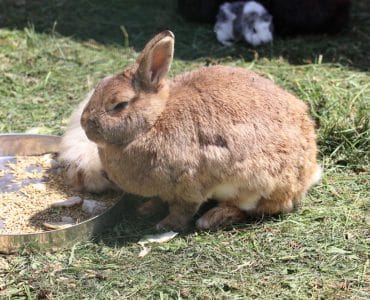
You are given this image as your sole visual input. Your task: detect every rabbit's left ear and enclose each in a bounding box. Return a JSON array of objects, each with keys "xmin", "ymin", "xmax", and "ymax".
[{"xmin": 134, "ymin": 30, "xmax": 175, "ymax": 91}]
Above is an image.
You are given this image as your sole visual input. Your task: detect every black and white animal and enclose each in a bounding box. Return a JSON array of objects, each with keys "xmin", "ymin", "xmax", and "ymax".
[
  {"xmin": 179, "ymin": 0, "xmax": 351, "ymax": 44},
  {"xmin": 214, "ymin": 1, "xmax": 273, "ymax": 46}
]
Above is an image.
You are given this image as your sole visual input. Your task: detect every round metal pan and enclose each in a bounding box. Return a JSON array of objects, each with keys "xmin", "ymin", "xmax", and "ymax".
[{"xmin": 0, "ymin": 134, "xmax": 125, "ymax": 254}]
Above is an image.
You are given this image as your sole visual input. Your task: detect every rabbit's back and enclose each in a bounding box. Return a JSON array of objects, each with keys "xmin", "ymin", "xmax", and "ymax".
[
  {"xmin": 166, "ymin": 65, "xmax": 312, "ymax": 143},
  {"xmin": 167, "ymin": 65, "xmax": 316, "ymax": 177}
]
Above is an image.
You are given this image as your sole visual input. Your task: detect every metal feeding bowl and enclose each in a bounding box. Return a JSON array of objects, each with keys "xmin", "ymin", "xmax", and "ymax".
[{"xmin": 0, "ymin": 134, "xmax": 126, "ymax": 254}]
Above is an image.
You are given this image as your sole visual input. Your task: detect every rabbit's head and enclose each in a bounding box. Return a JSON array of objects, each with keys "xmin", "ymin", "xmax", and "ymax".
[
  {"xmin": 240, "ymin": 1, "xmax": 273, "ymax": 46},
  {"xmin": 81, "ymin": 31, "xmax": 174, "ymax": 146}
]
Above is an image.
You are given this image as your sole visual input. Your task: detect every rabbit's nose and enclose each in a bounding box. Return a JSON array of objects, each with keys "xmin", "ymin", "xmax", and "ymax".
[{"xmin": 87, "ymin": 119, "xmax": 98, "ymax": 129}]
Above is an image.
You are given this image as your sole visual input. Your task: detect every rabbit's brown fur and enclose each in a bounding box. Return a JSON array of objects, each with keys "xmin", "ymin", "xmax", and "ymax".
[{"xmin": 81, "ymin": 31, "xmax": 320, "ymax": 231}]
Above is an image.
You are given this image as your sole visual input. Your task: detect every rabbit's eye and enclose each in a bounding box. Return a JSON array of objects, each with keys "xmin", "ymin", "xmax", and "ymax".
[{"xmin": 112, "ymin": 101, "xmax": 128, "ymax": 112}]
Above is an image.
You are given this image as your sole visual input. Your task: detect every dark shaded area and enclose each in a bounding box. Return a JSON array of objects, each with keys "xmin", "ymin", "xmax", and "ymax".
[
  {"xmin": 263, "ymin": 0, "xmax": 351, "ymax": 35},
  {"xmin": 0, "ymin": 0, "xmax": 369, "ymax": 70},
  {"xmin": 95, "ymin": 195, "xmax": 168, "ymax": 247},
  {"xmin": 178, "ymin": 0, "xmax": 351, "ymax": 35},
  {"xmin": 97, "ymin": 196, "xmax": 275, "ymax": 248}
]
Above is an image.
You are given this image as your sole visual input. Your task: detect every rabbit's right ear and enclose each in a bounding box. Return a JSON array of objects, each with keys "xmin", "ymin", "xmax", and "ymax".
[{"xmin": 134, "ymin": 30, "xmax": 175, "ymax": 92}]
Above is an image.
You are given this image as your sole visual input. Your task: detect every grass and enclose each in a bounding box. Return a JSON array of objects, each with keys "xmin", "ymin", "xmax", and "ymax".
[{"xmin": 0, "ymin": 0, "xmax": 369, "ymax": 298}]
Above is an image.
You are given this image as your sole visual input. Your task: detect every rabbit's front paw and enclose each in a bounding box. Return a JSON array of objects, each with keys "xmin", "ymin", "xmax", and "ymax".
[
  {"xmin": 156, "ymin": 201, "xmax": 200, "ymax": 231},
  {"xmin": 64, "ymin": 163, "xmax": 116, "ymax": 193},
  {"xmin": 64, "ymin": 164, "xmax": 85, "ymax": 191}
]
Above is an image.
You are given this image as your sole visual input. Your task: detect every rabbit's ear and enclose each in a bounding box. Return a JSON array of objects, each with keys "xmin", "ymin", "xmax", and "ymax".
[{"xmin": 134, "ymin": 30, "xmax": 174, "ymax": 91}]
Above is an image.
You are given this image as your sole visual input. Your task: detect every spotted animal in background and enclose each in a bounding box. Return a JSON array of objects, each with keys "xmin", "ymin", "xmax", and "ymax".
[{"xmin": 214, "ymin": 1, "xmax": 273, "ymax": 46}]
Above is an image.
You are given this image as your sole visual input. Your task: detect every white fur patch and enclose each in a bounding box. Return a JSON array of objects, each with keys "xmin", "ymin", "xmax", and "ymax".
[
  {"xmin": 243, "ymin": 1, "xmax": 266, "ymax": 15},
  {"xmin": 214, "ymin": 0, "xmax": 273, "ymax": 47},
  {"xmin": 220, "ymin": 3, "xmax": 237, "ymax": 22},
  {"xmin": 207, "ymin": 184, "xmax": 261, "ymax": 212},
  {"xmin": 243, "ymin": 21, "xmax": 272, "ymax": 46},
  {"xmin": 214, "ymin": 3, "xmax": 236, "ymax": 46},
  {"xmin": 309, "ymin": 166, "xmax": 323, "ymax": 187},
  {"xmin": 58, "ymin": 89, "xmax": 114, "ymax": 193},
  {"xmin": 208, "ymin": 183, "xmax": 239, "ymax": 200},
  {"xmin": 242, "ymin": 1, "xmax": 273, "ymax": 46},
  {"xmin": 238, "ymin": 190, "xmax": 261, "ymax": 211}
]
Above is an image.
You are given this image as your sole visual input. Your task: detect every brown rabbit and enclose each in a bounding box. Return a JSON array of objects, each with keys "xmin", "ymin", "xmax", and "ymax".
[{"xmin": 81, "ymin": 30, "xmax": 321, "ymax": 231}]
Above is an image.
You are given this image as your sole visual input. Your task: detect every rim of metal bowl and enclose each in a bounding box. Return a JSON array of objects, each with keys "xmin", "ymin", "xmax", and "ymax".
[{"xmin": 0, "ymin": 133, "xmax": 125, "ymax": 254}]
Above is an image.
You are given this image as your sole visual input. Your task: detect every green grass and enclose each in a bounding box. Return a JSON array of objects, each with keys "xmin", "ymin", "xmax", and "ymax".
[{"xmin": 0, "ymin": 0, "xmax": 369, "ymax": 299}]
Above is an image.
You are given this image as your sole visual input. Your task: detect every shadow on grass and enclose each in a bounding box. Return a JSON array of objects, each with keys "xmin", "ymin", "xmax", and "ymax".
[
  {"xmin": 94, "ymin": 196, "xmax": 278, "ymax": 248},
  {"xmin": 0, "ymin": 0, "xmax": 369, "ymax": 71},
  {"xmin": 94, "ymin": 195, "xmax": 168, "ymax": 247}
]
